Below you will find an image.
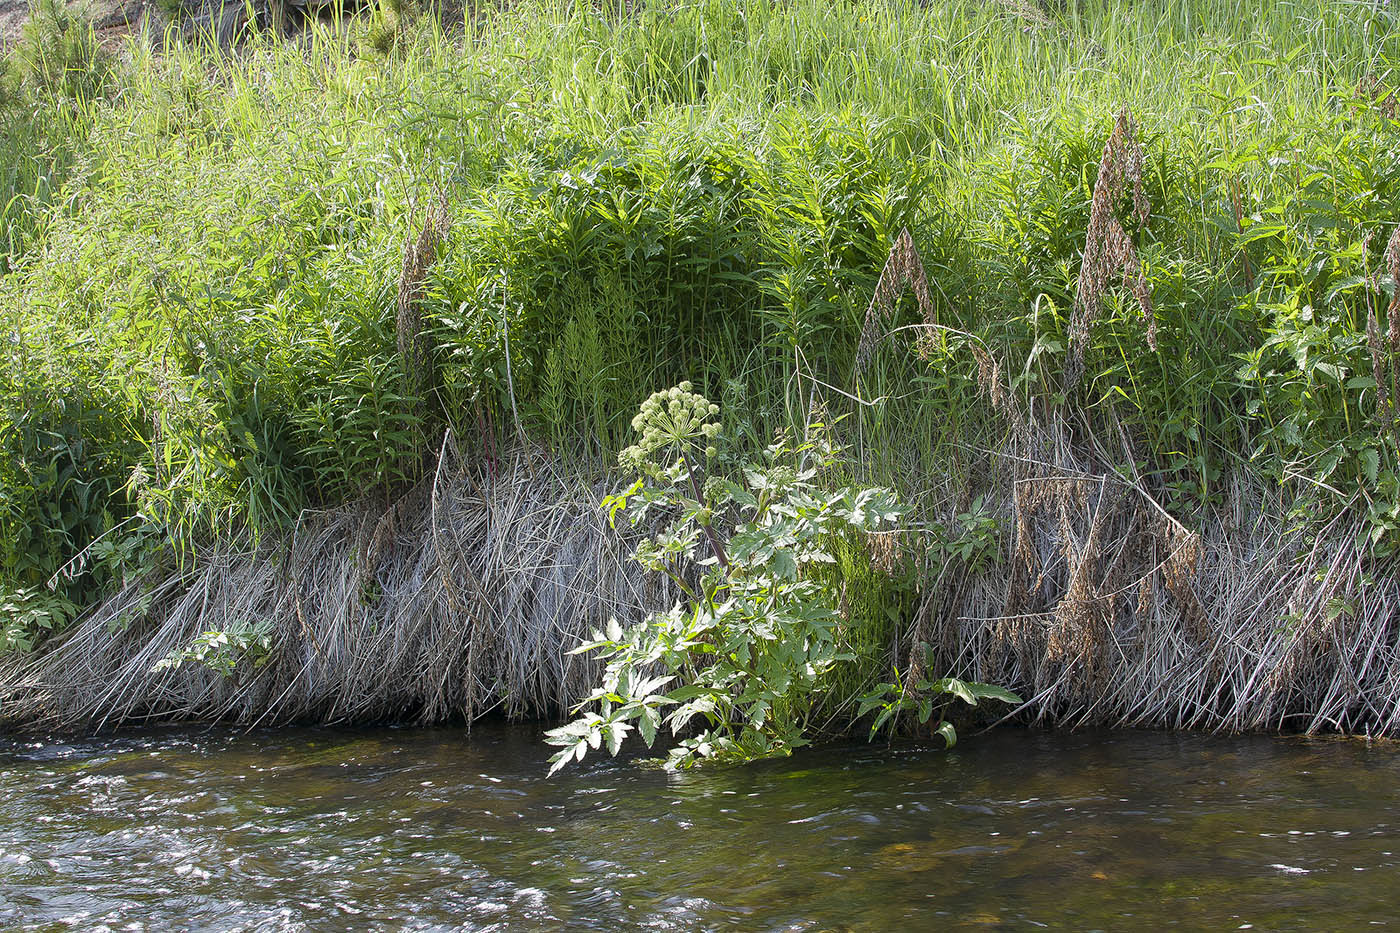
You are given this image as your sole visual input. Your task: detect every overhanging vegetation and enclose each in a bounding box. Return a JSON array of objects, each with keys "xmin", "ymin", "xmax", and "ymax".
[{"xmin": 2, "ymin": 0, "xmax": 1399, "ymax": 735}]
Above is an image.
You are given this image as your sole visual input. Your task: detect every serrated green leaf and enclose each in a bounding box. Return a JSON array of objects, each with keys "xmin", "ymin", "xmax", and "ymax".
[
  {"xmin": 1361, "ymin": 447, "xmax": 1380, "ymax": 486},
  {"xmin": 639, "ymin": 707, "xmax": 659, "ymax": 747}
]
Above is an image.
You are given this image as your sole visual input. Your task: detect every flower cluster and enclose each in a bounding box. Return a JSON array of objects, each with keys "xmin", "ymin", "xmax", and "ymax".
[{"xmin": 620, "ymin": 382, "xmax": 721, "ymax": 472}]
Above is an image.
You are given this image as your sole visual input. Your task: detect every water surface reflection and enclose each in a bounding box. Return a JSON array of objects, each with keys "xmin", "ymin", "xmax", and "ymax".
[{"xmin": 1, "ymin": 725, "xmax": 1396, "ymax": 929}]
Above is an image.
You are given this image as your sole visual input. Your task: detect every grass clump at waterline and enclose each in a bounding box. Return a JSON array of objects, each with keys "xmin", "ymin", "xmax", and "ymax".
[{"xmin": 2, "ymin": 0, "xmax": 1400, "ymax": 741}]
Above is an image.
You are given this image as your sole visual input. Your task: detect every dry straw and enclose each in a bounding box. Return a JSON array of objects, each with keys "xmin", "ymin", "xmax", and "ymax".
[
  {"xmin": 4, "ymin": 423, "xmax": 1400, "ymax": 736},
  {"xmin": 1386, "ymin": 226, "xmax": 1400, "ymax": 350},
  {"xmin": 925, "ymin": 416, "xmax": 1400, "ymax": 737},
  {"xmin": 0, "ymin": 447, "xmax": 670, "ymax": 730}
]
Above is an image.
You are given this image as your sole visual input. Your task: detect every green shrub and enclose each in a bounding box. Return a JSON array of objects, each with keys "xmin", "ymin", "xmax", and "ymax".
[
  {"xmin": 10, "ymin": 0, "xmax": 113, "ymax": 102},
  {"xmin": 0, "ymin": 586, "xmax": 78, "ymax": 653},
  {"xmin": 153, "ymin": 619, "xmax": 274, "ymax": 676}
]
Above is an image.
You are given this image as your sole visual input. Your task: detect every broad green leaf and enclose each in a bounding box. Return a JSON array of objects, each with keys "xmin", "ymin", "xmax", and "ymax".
[
  {"xmin": 932, "ymin": 677, "xmax": 977, "ymax": 706},
  {"xmin": 639, "ymin": 707, "xmax": 659, "ymax": 747},
  {"xmin": 966, "ymin": 682, "xmax": 1022, "ymax": 705},
  {"xmin": 546, "ymin": 748, "xmax": 573, "ymax": 777},
  {"xmin": 1361, "ymin": 448, "xmax": 1380, "ymax": 486},
  {"xmin": 935, "ymin": 721, "xmax": 958, "ymax": 748},
  {"xmin": 857, "ymin": 692, "xmax": 890, "ymax": 717}
]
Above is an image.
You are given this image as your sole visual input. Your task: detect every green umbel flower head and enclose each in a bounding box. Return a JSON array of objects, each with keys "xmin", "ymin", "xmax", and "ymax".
[{"xmin": 620, "ymin": 382, "xmax": 720, "ymax": 476}]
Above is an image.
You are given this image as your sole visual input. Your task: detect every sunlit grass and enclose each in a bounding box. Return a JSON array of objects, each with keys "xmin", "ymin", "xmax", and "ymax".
[{"xmin": 1, "ymin": 0, "xmax": 1398, "ymax": 637}]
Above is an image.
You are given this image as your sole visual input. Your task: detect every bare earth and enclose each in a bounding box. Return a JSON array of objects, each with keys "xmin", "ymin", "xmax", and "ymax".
[{"xmin": 0, "ymin": 0, "xmax": 148, "ymax": 48}]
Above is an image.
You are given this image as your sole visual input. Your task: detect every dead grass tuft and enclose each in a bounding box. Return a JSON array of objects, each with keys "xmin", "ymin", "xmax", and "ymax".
[
  {"xmin": 397, "ymin": 192, "xmax": 452, "ymax": 398},
  {"xmin": 1067, "ymin": 106, "xmax": 1154, "ymax": 389},
  {"xmin": 4, "ymin": 425, "xmax": 1399, "ymax": 738},
  {"xmin": 855, "ymin": 227, "xmax": 936, "ymax": 370},
  {"xmin": 920, "ymin": 413, "xmax": 1400, "ymax": 737},
  {"xmin": 0, "ymin": 447, "xmax": 670, "ymax": 730}
]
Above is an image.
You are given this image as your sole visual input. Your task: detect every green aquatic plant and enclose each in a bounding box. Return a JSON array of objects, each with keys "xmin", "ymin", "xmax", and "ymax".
[{"xmin": 546, "ymin": 384, "xmax": 902, "ymax": 773}]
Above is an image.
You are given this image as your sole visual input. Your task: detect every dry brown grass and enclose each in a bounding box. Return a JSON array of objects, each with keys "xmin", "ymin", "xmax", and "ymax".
[
  {"xmin": 908, "ymin": 409, "xmax": 1400, "ymax": 737},
  {"xmin": 397, "ymin": 192, "xmax": 452, "ymax": 399},
  {"xmin": 1387, "ymin": 227, "xmax": 1400, "ymax": 350},
  {"xmin": 1067, "ymin": 106, "xmax": 1154, "ymax": 389},
  {"xmin": 0, "ymin": 444, "xmax": 670, "ymax": 730},
  {"xmin": 4, "ymin": 422, "xmax": 1399, "ymax": 737}
]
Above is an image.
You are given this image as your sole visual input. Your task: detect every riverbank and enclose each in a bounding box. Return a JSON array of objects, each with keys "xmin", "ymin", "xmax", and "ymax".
[
  {"xmin": 6, "ymin": 421, "xmax": 1399, "ymax": 736},
  {"xmin": 3, "ymin": 0, "xmax": 1399, "ymax": 737}
]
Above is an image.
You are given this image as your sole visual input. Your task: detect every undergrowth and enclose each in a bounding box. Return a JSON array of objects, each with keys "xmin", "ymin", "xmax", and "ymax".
[{"xmin": 1, "ymin": 0, "xmax": 1399, "ymax": 678}]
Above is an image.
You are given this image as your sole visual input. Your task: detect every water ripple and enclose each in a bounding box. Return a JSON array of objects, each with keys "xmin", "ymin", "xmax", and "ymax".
[{"xmin": 1, "ymin": 726, "xmax": 1397, "ymax": 929}]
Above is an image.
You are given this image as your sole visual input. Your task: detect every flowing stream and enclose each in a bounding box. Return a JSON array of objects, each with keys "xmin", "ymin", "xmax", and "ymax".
[{"xmin": 1, "ymin": 723, "xmax": 1397, "ymax": 930}]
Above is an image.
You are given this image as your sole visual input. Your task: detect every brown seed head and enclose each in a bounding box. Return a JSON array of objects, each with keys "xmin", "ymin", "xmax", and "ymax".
[
  {"xmin": 1068, "ymin": 107, "xmax": 1154, "ymax": 388},
  {"xmin": 855, "ymin": 227, "xmax": 937, "ymax": 370},
  {"xmin": 397, "ymin": 192, "xmax": 453, "ymax": 392},
  {"xmin": 1386, "ymin": 226, "xmax": 1400, "ymax": 352}
]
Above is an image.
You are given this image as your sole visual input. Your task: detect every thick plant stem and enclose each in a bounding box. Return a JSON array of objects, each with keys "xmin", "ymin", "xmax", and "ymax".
[{"xmin": 685, "ymin": 461, "xmax": 729, "ymax": 571}]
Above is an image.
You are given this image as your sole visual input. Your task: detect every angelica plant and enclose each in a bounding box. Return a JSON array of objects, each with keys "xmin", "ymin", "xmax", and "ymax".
[{"xmin": 546, "ymin": 384, "xmax": 902, "ymax": 773}]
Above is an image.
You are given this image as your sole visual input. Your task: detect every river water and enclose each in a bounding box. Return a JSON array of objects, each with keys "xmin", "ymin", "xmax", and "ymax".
[{"xmin": 1, "ymin": 724, "xmax": 1397, "ymax": 930}]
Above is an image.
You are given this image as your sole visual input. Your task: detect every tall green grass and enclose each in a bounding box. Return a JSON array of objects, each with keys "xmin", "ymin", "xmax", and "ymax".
[{"xmin": 2, "ymin": 0, "xmax": 1399, "ymax": 647}]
